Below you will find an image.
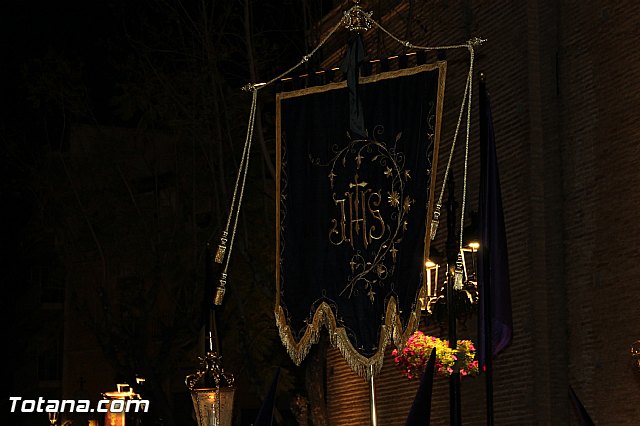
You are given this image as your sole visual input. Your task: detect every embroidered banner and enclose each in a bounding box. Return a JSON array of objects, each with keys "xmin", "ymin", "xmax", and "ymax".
[{"xmin": 275, "ymin": 62, "xmax": 446, "ymax": 379}]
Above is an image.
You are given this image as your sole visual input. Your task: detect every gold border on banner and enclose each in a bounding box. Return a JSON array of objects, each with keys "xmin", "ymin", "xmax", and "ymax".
[{"xmin": 275, "ymin": 61, "xmax": 447, "ymax": 380}]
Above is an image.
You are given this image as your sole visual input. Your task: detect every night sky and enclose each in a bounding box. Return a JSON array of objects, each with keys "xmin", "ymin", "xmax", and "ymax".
[
  {"xmin": 3, "ymin": 1, "xmax": 115, "ymax": 121},
  {"xmin": 2, "ymin": 2, "xmax": 315, "ymax": 424},
  {"xmin": 1, "ymin": 1, "xmax": 309, "ymax": 273},
  {"xmin": 2, "ymin": 0, "xmax": 319, "ymax": 124}
]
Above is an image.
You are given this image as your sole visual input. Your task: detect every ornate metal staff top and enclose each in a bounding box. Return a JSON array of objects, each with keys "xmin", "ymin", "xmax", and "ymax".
[
  {"xmin": 185, "ymin": 351, "xmax": 235, "ymax": 390},
  {"xmin": 343, "ymin": 1, "xmax": 373, "ymax": 32}
]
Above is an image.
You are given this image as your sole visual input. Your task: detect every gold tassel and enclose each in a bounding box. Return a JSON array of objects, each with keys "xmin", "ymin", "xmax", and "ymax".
[
  {"xmin": 214, "ymin": 273, "xmax": 227, "ymax": 305},
  {"xmin": 214, "ymin": 232, "xmax": 228, "ymax": 264},
  {"xmin": 430, "ymin": 204, "xmax": 441, "ymax": 240}
]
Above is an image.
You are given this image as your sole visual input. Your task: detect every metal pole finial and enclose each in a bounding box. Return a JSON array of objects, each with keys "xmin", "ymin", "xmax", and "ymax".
[
  {"xmin": 468, "ymin": 37, "xmax": 487, "ymax": 48},
  {"xmin": 344, "ymin": 3, "xmax": 372, "ymax": 32}
]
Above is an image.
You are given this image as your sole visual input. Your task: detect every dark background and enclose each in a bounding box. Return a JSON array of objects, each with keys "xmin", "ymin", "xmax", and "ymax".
[{"xmin": 2, "ymin": 1, "xmax": 337, "ymax": 425}]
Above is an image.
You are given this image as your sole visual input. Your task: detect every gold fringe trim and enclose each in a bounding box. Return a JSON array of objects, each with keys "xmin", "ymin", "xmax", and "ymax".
[
  {"xmin": 274, "ymin": 61, "xmax": 445, "ymax": 381},
  {"xmin": 275, "ymin": 283, "xmax": 426, "ymax": 382}
]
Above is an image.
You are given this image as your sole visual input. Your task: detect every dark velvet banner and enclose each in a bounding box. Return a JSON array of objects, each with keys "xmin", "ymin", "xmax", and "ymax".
[{"xmin": 275, "ymin": 62, "xmax": 446, "ymax": 379}]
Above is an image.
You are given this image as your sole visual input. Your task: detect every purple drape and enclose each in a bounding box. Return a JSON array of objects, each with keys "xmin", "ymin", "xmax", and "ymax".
[{"xmin": 477, "ymin": 79, "xmax": 513, "ymax": 368}]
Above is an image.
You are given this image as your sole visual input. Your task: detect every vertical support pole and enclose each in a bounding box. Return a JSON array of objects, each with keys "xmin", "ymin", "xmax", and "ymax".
[
  {"xmin": 369, "ymin": 365, "xmax": 377, "ymax": 426},
  {"xmin": 483, "ymin": 249, "xmax": 494, "ymax": 426},
  {"xmin": 204, "ymin": 243, "xmax": 220, "ymax": 388},
  {"xmin": 446, "ymin": 173, "xmax": 462, "ymax": 426},
  {"xmin": 479, "ymin": 73, "xmax": 495, "ymax": 426}
]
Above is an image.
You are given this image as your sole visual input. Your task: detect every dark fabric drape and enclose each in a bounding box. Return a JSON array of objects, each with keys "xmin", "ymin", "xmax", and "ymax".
[
  {"xmin": 276, "ymin": 63, "xmax": 445, "ymax": 378},
  {"xmin": 253, "ymin": 368, "xmax": 281, "ymax": 426},
  {"xmin": 569, "ymin": 385, "xmax": 595, "ymax": 426},
  {"xmin": 404, "ymin": 347, "xmax": 436, "ymax": 426},
  {"xmin": 477, "ymin": 79, "xmax": 513, "ymax": 368},
  {"xmin": 339, "ymin": 33, "xmax": 367, "ymax": 138}
]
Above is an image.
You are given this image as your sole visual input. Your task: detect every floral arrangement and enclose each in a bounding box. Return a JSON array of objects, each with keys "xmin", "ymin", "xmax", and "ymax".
[{"xmin": 392, "ymin": 331, "xmax": 479, "ymax": 379}]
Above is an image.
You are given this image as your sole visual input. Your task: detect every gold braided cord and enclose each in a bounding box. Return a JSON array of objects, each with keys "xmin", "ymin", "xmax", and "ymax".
[
  {"xmin": 222, "ymin": 91, "xmax": 258, "ymax": 276},
  {"xmin": 217, "ymin": 10, "xmax": 343, "ymax": 272},
  {"xmin": 219, "ymin": 92, "xmax": 257, "ymax": 244},
  {"xmin": 369, "ymin": 18, "xmax": 475, "ymax": 51},
  {"xmin": 216, "ymin": 14, "xmax": 345, "ymax": 279},
  {"xmin": 434, "ymin": 58, "xmax": 471, "ymax": 224},
  {"xmin": 367, "ymin": 11, "xmax": 485, "ymax": 244},
  {"xmin": 244, "ymin": 16, "xmax": 346, "ymax": 93},
  {"xmin": 460, "ymin": 47, "xmax": 475, "ymax": 248},
  {"xmin": 216, "ymin": 2, "xmax": 486, "ymax": 370},
  {"xmin": 226, "ymin": 3, "xmax": 484, "ymax": 250}
]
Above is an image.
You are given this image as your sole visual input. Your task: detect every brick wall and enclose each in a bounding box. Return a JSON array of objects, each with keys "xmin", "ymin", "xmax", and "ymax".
[
  {"xmin": 562, "ymin": 2, "xmax": 640, "ymax": 424},
  {"xmin": 318, "ymin": 1, "xmax": 640, "ymax": 424}
]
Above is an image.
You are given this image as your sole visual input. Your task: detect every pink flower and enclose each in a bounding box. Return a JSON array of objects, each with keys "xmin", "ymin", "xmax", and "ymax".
[{"xmin": 393, "ymin": 331, "xmax": 478, "ymax": 379}]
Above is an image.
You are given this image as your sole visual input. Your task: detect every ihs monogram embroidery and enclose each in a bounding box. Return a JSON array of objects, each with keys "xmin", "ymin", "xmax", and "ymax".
[{"xmin": 311, "ymin": 125, "xmax": 414, "ymax": 303}]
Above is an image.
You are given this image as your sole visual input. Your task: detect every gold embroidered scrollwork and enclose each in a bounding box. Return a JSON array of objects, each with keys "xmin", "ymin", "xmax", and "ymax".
[
  {"xmin": 314, "ymin": 126, "xmax": 413, "ymax": 302},
  {"xmin": 276, "ymin": 61, "xmax": 447, "ymax": 381}
]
